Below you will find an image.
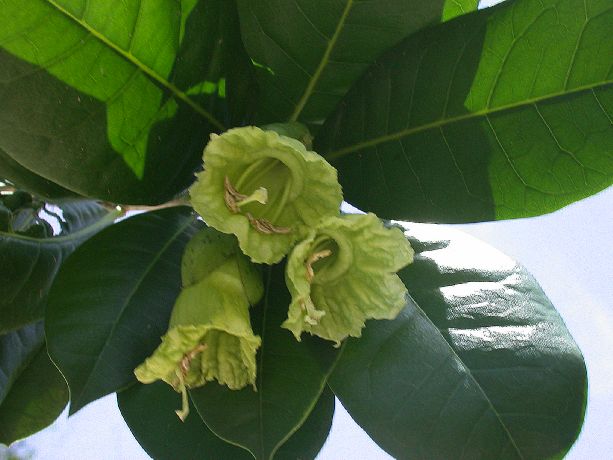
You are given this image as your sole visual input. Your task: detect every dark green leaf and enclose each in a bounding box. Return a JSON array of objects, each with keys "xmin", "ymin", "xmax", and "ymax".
[
  {"xmin": 0, "ymin": 200, "xmax": 118, "ymax": 333},
  {"xmin": 275, "ymin": 386, "xmax": 335, "ymax": 460},
  {"xmin": 0, "ymin": 323, "xmax": 68, "ymax": 445},
  {"xmin": 317, "ymin": 0, "xmax": 613, "ymax": 222},
  {"xmin": 237, "ymin": 0, "xmax": 477, "ymax": 126},
  {"xmin": 46, "ymin": 207, "xmax": 201, "ymax": 413},
  {"xmin": 118, "ymin": 381, "xmax": 252, "ymax": 460},
  {"xmin": 191, "ymin": 265, "xmax": 340, "ymax": 460},
  {"xmin": 0, "ymin": 148, "xmax": 75, "ymax": 200},
  {"xmin": 118, "ymin": 381, "xmax": 334, "ymax": 460},
  {"xmin": 329, "ymin": 223, "xmax": 587, "ymax": 459},
  {"xmin": 0, "ymin": 0, "xmax": 234, "ymax": 203}
]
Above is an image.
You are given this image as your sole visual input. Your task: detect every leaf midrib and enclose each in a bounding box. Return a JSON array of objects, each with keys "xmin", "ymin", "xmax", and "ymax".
[
  {"xmin": 0, "ymin": 207, "xmax": 121, "ymax": 245},
  {"xmin": 289, "ymin": 0, "xmax": 354, "ymax": 122},
  {"xmin": 408, "ymin": 293, "xmax": 525, "ymax": 459},
  {"xmin": 325, "ymin": 80, "xmax": 613, "ymax": 160},
  {"xmin": 44, "ymin": 0, "xmax": 225, "ymax": 131}
]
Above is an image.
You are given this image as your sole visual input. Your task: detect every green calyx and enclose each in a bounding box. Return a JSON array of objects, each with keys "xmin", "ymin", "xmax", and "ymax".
[
  {"xmin": 134, "ymin": 229, "xmax": 263, "ymax": 420},
  {"xmin": 282, "ymin": 214, "xmax": 414, "ymax": 345},
  {"xmin": 190, "ymin": 126, "xmax": 342, "ymax": 264}
]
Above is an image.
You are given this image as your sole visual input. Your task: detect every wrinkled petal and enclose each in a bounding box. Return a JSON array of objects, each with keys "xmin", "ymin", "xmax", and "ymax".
[
  {"xmin": 190, "ymin": 126, "xmax": 342, "ymax": 264},
  {"xmin": 283, "ymin": 214, "xmax": 414, "ymax": 345},
  {"xmin": 134, "ymin": 228, "xmax": 263, "ymax": 419}
]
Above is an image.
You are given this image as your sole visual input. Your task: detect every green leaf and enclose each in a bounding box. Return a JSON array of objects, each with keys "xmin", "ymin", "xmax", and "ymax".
[
  {"xmin": 0, "ymin": 148, "xmax": 75, "ymax": 200},
  {"xmin": 237, "ymin": 0, "xmax": 477, "ymax": 126},
  {"xmin": 0, "ymin": 200, "xmax": 119, "ymax": 333},
  {"xmin": 443, "ymin": 0, "xmax": 480, "ymax": 21},
  {"xmin": 118, "ymin": 381, "xmax": 334, "ymax": 460},
  {"xmin": 317, "ymin": 0, "xmax": 613, "ymax": 222},
  {"xmin": 191, "ymin": 265, "xmax": 340, "ymax": 460},
  {"xmin": 118, "ymin": 381, "xmax": 252, "ymax": 460},
  {"xmin": 0, "ymin": 323, "xmax": 69, "ymax": 445},
  {"xmin": 46, "ymin": 207, "xmax": 201, "ymax": 414},
  {"xmin": 0, "ymin": 0, "xmax": 236, "ymax": 203},
  {"xmin": 275, "ymin": 386, "xmax": 335, "ymax": 460},
  {"xmin": 329, "ymin": 222, "xmax": 587, "ymax": 459}
]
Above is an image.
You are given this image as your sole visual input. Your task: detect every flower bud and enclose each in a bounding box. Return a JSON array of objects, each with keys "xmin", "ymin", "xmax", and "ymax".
[
  {"xmin": 189, "ymin": 126, "xmax": 342, "ymax": 264},
  {"xmin": 134, "ymin": 229, "xmax": 263, "ymax": 420},
  {"xmin": 282, "ymin": 214, "xmax": 414, "ymax": 345}
]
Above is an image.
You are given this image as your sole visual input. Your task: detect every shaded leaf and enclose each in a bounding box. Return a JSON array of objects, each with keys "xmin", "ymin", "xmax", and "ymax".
[
  {"xmin": 275, "ymin": 386, "xmax": 335, "ymax": 460},
  {"xmin": 0, "ymin": 200, "xmax": 119, "ymax": 333},
  {"xmin": 238, "ymin": 0, "xmax": 477, "ymax": 126},
  {"xmin": 0, "ymin": 148, "xmax": 75, "ymax": 200},
  {"xmin": 118, "ymin": 380, "xmax": 334, "ymax": 460},
  {"xmin": 317, "ymin": 0, "xmax": 613, "ymax": 222},
  {"xmin": 46, "ymin": 207, "xmax": 201, "ymax": 413},
  {"xmin": 0, "ymin": 323, "xmax": 68, "ymax": 445},
  {"xmin": 118, "ymin": 381, "xmax": 252, "ymax": 460},
  {"xmin": 0, "ymin": 0, "xmax": 234, "ymax": 203},
  {"xmin": 191, "ymin": 265, "xmax": 340, "ymax": 460},
  {"xmin": 329, "ymin": 222, "xmax": 587, "ymax": 459}
]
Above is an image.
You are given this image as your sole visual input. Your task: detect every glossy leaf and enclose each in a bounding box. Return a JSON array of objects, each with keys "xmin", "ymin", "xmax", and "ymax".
[
  {"xmin": 118, "ymin": 381, "xmax": 252, "ymax": 460},
  {"xmin": 0, "ymin": 0, "xmax": 241, "ymax": 203},
  {"xmin": 191, "ymin": 265, "xmax": 340, "ymax": 460},
  {"xmin": 317, "ymin": 0, "xmax": 613, "ymax": 222},
  {"xmin": 0, "ymin": 200, "xmax": 118, "ymax": 333},
  {"xmin": 117, "ymin": 382, "xmax": 334, "ymax": 460},
  {"xmin": 237, "ymin": 0, "xmax": 478, "ymax": 125},
  {"xmin": 46, "ymin": 207, "xmax": 201, "ymax": 413},
  {"xmin": 275, "ymin": 386, "xmax": 335, "ymax": 460},
  {"xmin": 329, "ymin": 222, "xmax": 587, "ymax": 459},
  {"xmin": 0, "ymin": 323, "xmax": 68, "ymax": 445}
]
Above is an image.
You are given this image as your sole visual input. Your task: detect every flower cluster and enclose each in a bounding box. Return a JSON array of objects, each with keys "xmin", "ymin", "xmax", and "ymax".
[
  {"xmin": 190, "ymin": 124, "xmax": 414, "ymax": 342},
  {"xmin": 135, "ymin": 125, "xmax": 413, "ymax": 419}
]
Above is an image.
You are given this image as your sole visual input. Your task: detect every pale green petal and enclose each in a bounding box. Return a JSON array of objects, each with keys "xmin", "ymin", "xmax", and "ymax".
[
  {"xmin": 180, "ymin": 228, "xmax": 264, "ymax": 304},
  {"xmin": 135, "ymin": 274, "xmax": 261, "ymax": 390},
  {"xmin": 283, "ymin": 214, "xmax": 414, "ymax": 345},
  {"xmin": 189, "ymin": 126, "xmax": 342, "ymax": 264},
  {"xmin": 134, "ymin": 229, "xmax": 263, "ymax": 419}
]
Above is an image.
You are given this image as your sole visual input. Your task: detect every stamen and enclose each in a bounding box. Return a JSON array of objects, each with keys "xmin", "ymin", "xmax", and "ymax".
[
  {"xmin": 179, "ymin": 343, "xmax": 207, "ymax": 378},
  {"xmin": 174, "ymin": 343, "xmax": 207, "ymax": 422},
  {"xmin": 224, "ymin": 176, "xmax": 246, "ymax": 213},
  {"xmin": 305, "ymin": 249, "xmax": 332, "ymax": 282},
  {"xmin": 246, "ymin": 212, "xmax": 291, "ymax": 234}
]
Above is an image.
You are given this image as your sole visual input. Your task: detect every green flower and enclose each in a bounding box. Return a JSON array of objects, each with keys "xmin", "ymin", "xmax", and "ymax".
[
  {"xmin": 134, "ymin": 229, "xmax": 263, "ymax": 420},
  {"xmin": 189, "ymin": 126, "xmax": 342, "ymax": 264},
  {"xmin": 282, "ymin": 214, "xmax": 414, "ymax": 345}
]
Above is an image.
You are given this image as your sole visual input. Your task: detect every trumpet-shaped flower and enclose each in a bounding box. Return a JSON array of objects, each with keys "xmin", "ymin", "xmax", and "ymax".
[
  {"xmin": 282, "ymin": 214, "xmax": 414, "ymax": 345},
  {"xmin": 189, "ymin": 126, "xmax": 342, "ymax": 264},
  {"xmin": 134, "ymin": 229, "xmax": 263, "ymax": 420}
]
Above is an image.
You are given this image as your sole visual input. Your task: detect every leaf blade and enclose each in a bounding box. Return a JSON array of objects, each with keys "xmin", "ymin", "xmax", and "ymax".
[
  {"xmin": 238, "ymin": 0, "xmax": 477, "ymax": 125},
  {"xmin": 45, "ymin": 207, "xmax": 201, "ymax": 413},
  {"xmin": 0, "ymin": 0, "xmax": 237, "ymax": 203},
  {"xmin": 329, "ymin": 223, "xmax": 587, "ymax": 459},
  {"xmin": 0, "ymin": 200, "xmax": 119, "ymax": 333},
  {"xmin": 0, "ymin": 323, "xmax": 69, "ymax": 445},
  {"xmin": 317, "ymin": 0, "xmax": 613, "ymax": 222}
]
